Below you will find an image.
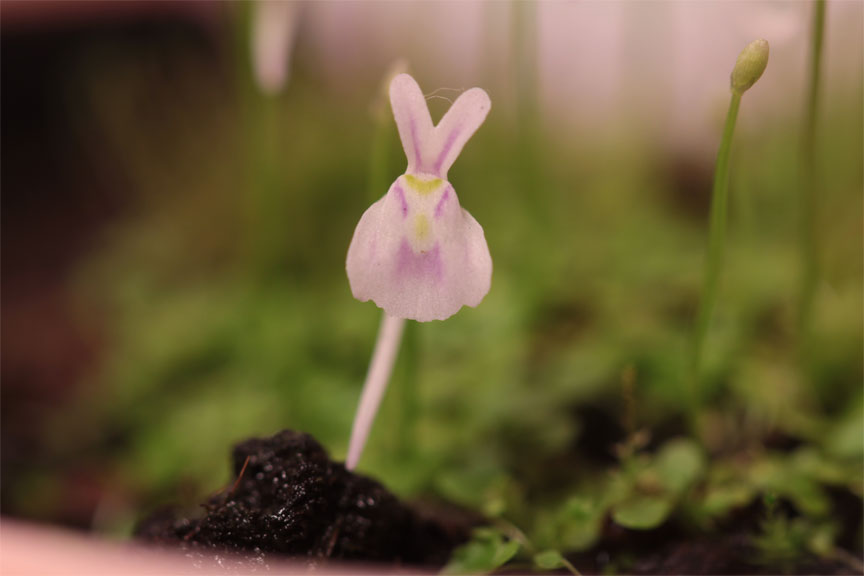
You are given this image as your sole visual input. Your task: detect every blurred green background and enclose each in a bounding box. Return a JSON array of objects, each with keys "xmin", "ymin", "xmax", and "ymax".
[{"xmin": 1, "ymin": 1, "xmax": 861, "ymax": 571}]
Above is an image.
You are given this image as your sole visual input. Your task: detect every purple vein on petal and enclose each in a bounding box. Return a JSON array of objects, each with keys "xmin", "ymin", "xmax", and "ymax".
[
  {"xmin": 433, "ymin": 125, "xmax": 461, "ymax": 174},
  {"xmin": 395, "ymin": 184, "xmax": 408, "ymax": 217},
  {"xmin": 434, "ymin": 187, "xmax": 451, "ymax": 219}
]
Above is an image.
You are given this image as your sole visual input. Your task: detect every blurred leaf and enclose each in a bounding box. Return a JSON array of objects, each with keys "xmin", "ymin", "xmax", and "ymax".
[
  {"xmin": 750, "ymin": 457, "xmax": 831, "ymax": 517},
  {"xmin": 655, "ymin": 437, "xmax": 705, "ymax": 494},
  {"xmin": 555, "ymin": 496, "xmax": 605, "ymax": 552},
  {"xmin": 791, "ymin": 447, "xmax": 860, "ymax": 488},
  {"xmin": 435, "ymin": 460, "xmax": 508, "ymax": 511},
  {"xmin": 612, "ymin": 495, "xmax": 672, "ymax": 530},
  {"xmin": 699, "ymin": 481, "xmax": 756, "ymax": 519},
  {"xmin": 751, "ymin": 514, "xmax": 836, "ymax": 572},
  {"xmin": 823, "ymin": 399, "xmax": 864, "ymax": 459},
  {"xmin": 443, "ymin": 528, "xmax": 521, "ymax": 575},
  {"xmin": 806, "ymin": 522, "xmax": 837, "ymax": 557},
  {"xmin": 534, "ymin": 549, "xmax": 568, "ymax": 570}
]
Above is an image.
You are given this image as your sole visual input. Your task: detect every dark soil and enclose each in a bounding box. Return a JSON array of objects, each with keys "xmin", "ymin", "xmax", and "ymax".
[
  {"xmin": 135, "ymin": 429, "xmax": 475, "ymax": 569},
  {"xmin": 560, "ymin": 499, "xmax": 863, "ymax": 576},
  {"xmin": 627, "ymin": 532, "xmax": 858, "ymax": 575}
]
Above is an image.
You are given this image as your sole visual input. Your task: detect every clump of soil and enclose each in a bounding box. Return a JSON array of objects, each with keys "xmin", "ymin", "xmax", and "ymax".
[{"xmin": 136, "ymin": 430, "xmax": 473, "ymax": 568}]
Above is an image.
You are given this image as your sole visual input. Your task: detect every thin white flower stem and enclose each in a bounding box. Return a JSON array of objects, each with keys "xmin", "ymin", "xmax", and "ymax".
[{"xmin": 346, "ymin": 313, "xmax": 406, "ymax": 470}]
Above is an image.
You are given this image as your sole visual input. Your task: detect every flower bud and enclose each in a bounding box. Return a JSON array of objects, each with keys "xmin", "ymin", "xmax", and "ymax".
[{"xmin": 731, "ymin": 39, "xmax": 769, "ymax": 94}]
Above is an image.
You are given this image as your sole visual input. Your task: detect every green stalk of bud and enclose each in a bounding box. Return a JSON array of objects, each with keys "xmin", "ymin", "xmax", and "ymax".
[{"xmin": 688, "ymin": 39, "xmax": 769, "ymax": 437}]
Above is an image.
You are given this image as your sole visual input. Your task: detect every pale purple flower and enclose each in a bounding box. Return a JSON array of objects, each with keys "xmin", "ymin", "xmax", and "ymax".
[
  {"xmin": 344, "ymin": 74, "xmax": 492, "ymax": 470},
  {"xmin": 346, "ymin": 73, "xmax": 493, "ymax": 322}
]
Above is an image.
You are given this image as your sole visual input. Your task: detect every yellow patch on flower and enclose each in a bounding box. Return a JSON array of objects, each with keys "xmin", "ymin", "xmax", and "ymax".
[
  {"xmin": 404, "ymin": 174, "xmax": 443, "ymax": 196},
  {"xmin": 414, "ymin": 213, "xmax": 431, "ymax": 241}
]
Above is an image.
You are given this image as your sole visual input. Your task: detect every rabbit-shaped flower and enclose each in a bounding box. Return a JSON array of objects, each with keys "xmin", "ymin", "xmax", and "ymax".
[{"xmin": 347, "ymin": 74, "xmax": 493, "ymax": 322}]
